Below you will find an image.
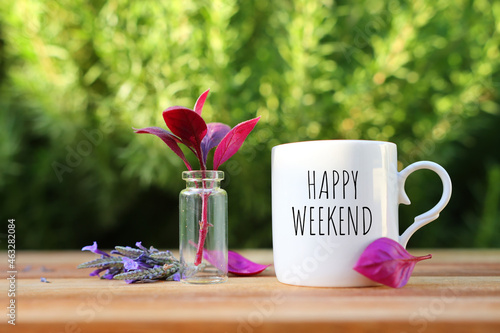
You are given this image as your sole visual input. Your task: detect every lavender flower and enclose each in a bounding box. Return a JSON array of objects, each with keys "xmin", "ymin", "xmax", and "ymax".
[
  {"xmin": 89, "ymin": 268, "xmax": 108, "ymax": 277},
  {"xmin": 81, "ymin": 241, "xmax": 111, "ymax": 257},
  {"xmin": 78, "ymin": 241, "xmax": 180, "ymax": 283},
  {"xmin": 122, "ymin": 257, "xmax": 140, "ymax": 271}
]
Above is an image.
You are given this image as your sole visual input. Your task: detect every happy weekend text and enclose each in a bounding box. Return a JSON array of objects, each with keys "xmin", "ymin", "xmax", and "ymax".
[{"xmin": 292, "ymin": 170, "xmax": 373, "ymax": 236}]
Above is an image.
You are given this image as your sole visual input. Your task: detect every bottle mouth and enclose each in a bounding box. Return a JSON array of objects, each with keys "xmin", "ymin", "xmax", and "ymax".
[{"xmin": 182, "ymin": 170, "xmax": 224, "ymax": 181}]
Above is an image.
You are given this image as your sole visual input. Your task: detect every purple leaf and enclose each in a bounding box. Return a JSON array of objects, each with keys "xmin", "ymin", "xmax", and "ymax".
[
  {"xmin": 353, "ymin": 237, "xmax": 432, "ymax": 288},
  {"xmin": 134, "ymin": 127, "xmax": 192, "ymax": 170},
  {"xmin": 189, "ymin": 240, "xmax": 270, "ymax": 276},
  {"xmin": 228, "ymin": 250, "xmax": 270, "ymax": 276},
  {"xmin": 82, "ymin": 241, "xmax": 110, "ymax": 257},
  {"xmin": 162, "ymin": 106, "xmax": 207, "ymax": 164},
  {"xmin": 201, "ymin": 122, "xmax": 231, "ymax": 165},
  {"xmin": 213, "ymin": 116, "xmax": 261, "ymax": 170},
  {"xmin": 194, "ymin": 89, "xmax": 210, "ymax": 115}
]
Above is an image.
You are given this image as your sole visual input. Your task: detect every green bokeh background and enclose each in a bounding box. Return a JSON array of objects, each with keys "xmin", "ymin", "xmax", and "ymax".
[{"xmin": 1, "ymin": 0, "xmax": 499, "ymax": 249}]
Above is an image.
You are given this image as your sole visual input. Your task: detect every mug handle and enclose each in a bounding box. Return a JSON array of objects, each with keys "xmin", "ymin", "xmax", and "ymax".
[{"xmin": 398, "ymin": 161, "xmax": 452, "ymax": 248}]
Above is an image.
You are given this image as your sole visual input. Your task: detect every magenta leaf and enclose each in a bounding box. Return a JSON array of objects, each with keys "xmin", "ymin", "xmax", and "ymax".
[
  {"xmin": 194, "ymin": 89, "xmax": 210, "ymax": 115},
  {"xmin": 353, "ymin": 237, "xmax": 432, "ymax": 288},
  {"xmin": 191, "ymin": 243, "xmax": 270, "ymax": 276},
  {"xmin": 162, "ymin": 106, "xmax": 207, "ymax": 164},
  {"xmin": 201, "ymin": 122, "xmax": 231, "ymax": 165},
  {"xmin": 134, "ymin": 126, "xmax": 192, "ymax": 170},
  {"xmin": 228, "ymin": 250, "xmax": 270, "ymax": 276},
  {"xmin": 213, "ymin": 116, "xmax": 261, "ymax": 170}
]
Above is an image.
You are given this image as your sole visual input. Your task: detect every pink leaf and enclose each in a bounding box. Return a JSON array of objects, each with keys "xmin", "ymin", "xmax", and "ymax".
[
  {"xmin": 213, "ymin": 116, "xmax": 260, "ymax": 170},
  {"xmin": 188, "ymin": 242, "xmax": 270, "ymax": 276},
  {"xmin": 201, "ymin": 122, "xmax": 231, "ymax": 165},
  {"xmin": 163, "ymin": 106, "xmax": 207, "ymax": 163},
  {"xmin": 228, "ymin": 250, "xmax": 270, "ymax": 276},
  {"xmin": 194, "ymin": 89, "xmax": 210, "ymax": 115},
  {"xmin": 353, "ymin": 237, "xmax": 432, "ymax": 288},
  {"xmin": 134, "ymin": 126, "xmax": 192, "ymax": 170}
]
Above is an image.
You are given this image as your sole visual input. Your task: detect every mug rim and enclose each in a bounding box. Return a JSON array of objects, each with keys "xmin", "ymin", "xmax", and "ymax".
[{"xmin": 272, "ymin": 139, "xmax": 397, "ymax": 150}]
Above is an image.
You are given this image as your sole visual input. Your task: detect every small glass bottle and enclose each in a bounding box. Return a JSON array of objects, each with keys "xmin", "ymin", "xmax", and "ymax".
[{"xmin": 179, "ymin": 170, "xmax": 228, "ymax": 284}]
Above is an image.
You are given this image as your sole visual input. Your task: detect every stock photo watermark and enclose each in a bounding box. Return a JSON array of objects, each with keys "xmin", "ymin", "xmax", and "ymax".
[
  {"xmin": 400, "ymin": 71, "xmax": 498, "ymax": 166},
  {"xmin": 52, "ymin": 129, "xmax": 103, "ymax": 183},
  {"xmin": 6, "ymin": 219, "xmax": 17, "ymax": 326},
  {"xmin": 405, "ymin": 279, "xmax": 468, "ymax": 333},
  {"xmin": 340, "ymin": 6, "xmax": 398, "ymax": 64},
  {"xmin": 234, "ymin": 238, "xmax": 340, "ymax": 333},
  {"xmin": 59, "ymin": 279, "xmax": 125, "ymax": 333},
  {"xmin": 223, "ymin": 127, "xmax": 273, "ymax": 187}
]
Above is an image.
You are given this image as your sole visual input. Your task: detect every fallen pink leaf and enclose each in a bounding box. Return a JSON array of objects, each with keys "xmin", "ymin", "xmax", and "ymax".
[
  {"xmin": 353, "ymin": 237, "xmax": 432, "ymax": 288},
  {"xmin": 228, "ymin": 250, "xmax": 270, "ymax": 276}
]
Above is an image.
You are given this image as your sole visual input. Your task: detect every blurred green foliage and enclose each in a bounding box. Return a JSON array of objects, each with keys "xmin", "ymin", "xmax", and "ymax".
[{"xmin": 1, "ymin": 0, "xmax": 499, "ymax": 249}]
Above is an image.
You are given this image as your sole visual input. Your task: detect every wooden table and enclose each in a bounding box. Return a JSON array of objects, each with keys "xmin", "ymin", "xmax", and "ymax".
[{"xmin": 1, "ymin": 249, "xmax": 500, "ymax": 332}]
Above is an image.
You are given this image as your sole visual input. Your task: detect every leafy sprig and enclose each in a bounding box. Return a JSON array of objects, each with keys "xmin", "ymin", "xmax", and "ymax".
[
  {"xmin": 134, "ymin": 89, "xmax": 260, "ymax": 171},
  {"xmin": 134, "ymin": 90, "xmax": 260, "ymax": 266}
]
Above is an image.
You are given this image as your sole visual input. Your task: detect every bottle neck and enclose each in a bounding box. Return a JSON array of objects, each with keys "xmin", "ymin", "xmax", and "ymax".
[{"xmin": 182, "ymin": 170, "xmax": 224, "ymax": 189}]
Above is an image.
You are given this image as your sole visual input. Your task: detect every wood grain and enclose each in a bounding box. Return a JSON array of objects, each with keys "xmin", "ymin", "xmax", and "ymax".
[{"xmin": 1, "ymin": 249, "xmax": 500, "ymax": 333}]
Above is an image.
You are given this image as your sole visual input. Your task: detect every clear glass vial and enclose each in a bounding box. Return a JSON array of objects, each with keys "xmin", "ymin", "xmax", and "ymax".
[{"xmin": 179, "ymin": 170, "xmax": 228, "ymax": 284}]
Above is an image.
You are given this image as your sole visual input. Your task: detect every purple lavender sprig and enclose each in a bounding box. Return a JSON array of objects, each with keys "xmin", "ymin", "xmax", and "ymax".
[{"xmin": 78, "ymin": 241, "xmax": 180, "ymax": 283}]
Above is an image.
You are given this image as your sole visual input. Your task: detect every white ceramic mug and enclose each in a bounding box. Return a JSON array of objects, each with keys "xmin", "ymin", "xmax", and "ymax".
[{"xmin": 271, "ymin": 140, "xmax": 452, "ymax": 287}]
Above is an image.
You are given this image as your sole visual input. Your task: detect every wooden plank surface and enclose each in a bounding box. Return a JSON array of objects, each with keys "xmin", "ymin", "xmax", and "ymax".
[{"xmin": 1, "ymin": 249, "xmax": 500, "ymax": 333}]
